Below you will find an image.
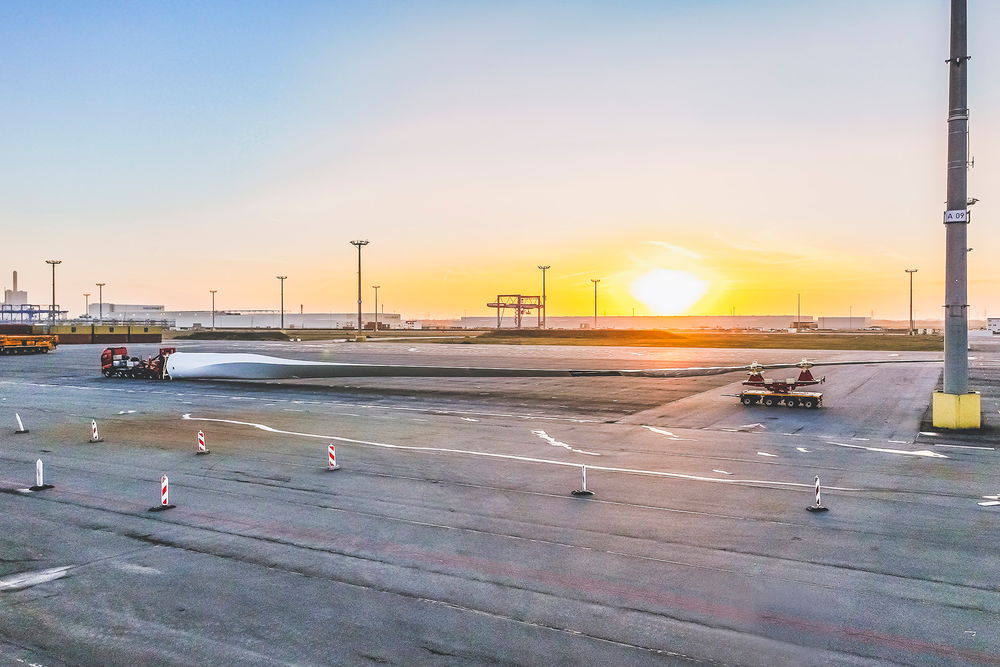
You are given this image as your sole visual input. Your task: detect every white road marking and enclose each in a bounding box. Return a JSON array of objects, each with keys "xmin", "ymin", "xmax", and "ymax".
[
  {"xmin": 796, "ymin": 447, "xmax": 811, "ymax": 453},
  {"xmin": 641, "ymin": 425, "xmax": 694, "ymax": 441},
  {"xmin": 116, "ymin": 410, "xmax": 137, "ymax": 415},
  {"xmin": 460, "ymin": 417, "xmax": 479, "ymax": 422},
  {"xmin": 828, "ymin": 441, "xmax": 949, "ymax": 459},
  {"xmin": 934, "ymin": 443, "xmax": 995, "ymax": 450},
  {"xmin": 756, "ymin": 452, "xmax": 778, "ymax": 458},
  {"xmin": 0, "ymin": 380, "xmax": 601, "ymax": 424},
  {"xmin": 532, "ymin": 430, "xmax": 600, "ymax": 456},
  {"xmin": 982, "ymin": 495, "xmax": 1000, "ymax": 500},
  {"xmin": 180, "ymin": 414, "xmax": 862, "ymax": 491},
  {"xmin": 978, "ymin": 501, "xmax": 1000, "ymax": 507},
  {"xmin": 712, "ymin": 469, "xmax": 732, "ymax": 475},
  {"xmin": 0, "ymin": 566, "xmax": 70, "ymax": 592}
]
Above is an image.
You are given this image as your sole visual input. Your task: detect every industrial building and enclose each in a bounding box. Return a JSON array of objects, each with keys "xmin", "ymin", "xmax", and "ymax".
[{"xmin": 87, "ymin": 304, "xmax": 402, "ymax": 330}]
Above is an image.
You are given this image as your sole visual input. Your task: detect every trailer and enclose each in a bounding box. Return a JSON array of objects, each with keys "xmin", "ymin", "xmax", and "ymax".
[
  {"xmin": 101, "ymin": 346, "xmax": 175, "ymax": 379},
  {"xmin": 738, "ymin": 360, "xmax": 825, "ymax": 408},
  {"xmin": 738, "ymin": 389, "xmax": 823, "ymax": 408},
  {"xmin": 0, "ymin": 334, "xmax": 58, "ymax": 354}
]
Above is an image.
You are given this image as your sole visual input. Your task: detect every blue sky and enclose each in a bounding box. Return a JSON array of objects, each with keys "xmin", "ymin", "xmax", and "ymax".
[{"xmin": 1, "ymin": 1, "xmax": 997, "ymax": 318}]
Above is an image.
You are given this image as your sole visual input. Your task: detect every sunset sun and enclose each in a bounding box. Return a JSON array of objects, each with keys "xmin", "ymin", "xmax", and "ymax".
[{"xmin": 630, "ymin": 269, "xmax": 709, "ymax": 315}]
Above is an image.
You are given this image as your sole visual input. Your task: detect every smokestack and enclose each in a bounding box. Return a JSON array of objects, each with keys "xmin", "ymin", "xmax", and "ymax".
[{"xmin": 12, "ymin": 271, "xmax": 16, "ymax": 291}]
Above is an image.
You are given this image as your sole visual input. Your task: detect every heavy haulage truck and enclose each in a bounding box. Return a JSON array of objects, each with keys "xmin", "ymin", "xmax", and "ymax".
[
  {"xmin": 101, "ymin": 346, "xmax": 175, "ymax": 379},
  {"xmin": 738, "ymin": 360, "xmax": 825, "ymax": 408}
]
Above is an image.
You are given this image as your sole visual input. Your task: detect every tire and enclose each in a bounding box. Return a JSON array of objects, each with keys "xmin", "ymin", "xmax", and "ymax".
[
  {"xmin": 763, "ymin": 397, "xmax": 775, "ymax": 407},
  {"xmin": 741, "ymin": 396, "xmax": 754, "ymax": 405},
  {"xmin": 802, "ymin": 398, "xmax": 817, "ymax": 409},
  {"xmin": 785, "ymin": 398, "xmax": 798, "ymax": 408},
  {"xmin": 102, "ymin": 369, "xmax": 112, "ymax": 378}
]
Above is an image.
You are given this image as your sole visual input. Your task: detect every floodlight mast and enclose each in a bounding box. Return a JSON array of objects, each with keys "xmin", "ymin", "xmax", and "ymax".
[
  {"xmin": 350, "ymin": 240, "xmax": 369, "ymax": 333},
  {"xmin": 537, "ymin": 266, "xmax": 550, "ymax": 328},
  {"xmin": 934, "ymin": 0, "xmax": 980, "ymax": 428},
  {"xmin": 943, "ymin": 0, "xmax": 970, "ymax": 396}
]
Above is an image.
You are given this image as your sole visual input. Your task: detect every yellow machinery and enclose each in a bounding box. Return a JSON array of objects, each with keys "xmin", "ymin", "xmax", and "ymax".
[{"xmin": 0, "ymin": 335, "xmax": 58, "ymax": 354}]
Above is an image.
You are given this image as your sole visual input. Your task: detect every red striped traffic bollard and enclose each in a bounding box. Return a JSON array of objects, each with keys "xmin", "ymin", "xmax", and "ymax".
[
  {"xmin": 89, "ymin": 419, "xmax": 103, "ymax": 443},
  {"xmin": 326, "ymin": 444, "xmax": 341, "ymax": 471},
  {"xmin": 806, "ymin": 475, "xmax": 828, "ymax": 512},
  {"xmin": 148, "ymin": 474, "xmax": 176, "ymax": 512},
  {"xmin": 196, "ymin": 430, "xmax": 210, "ymax": 455}
]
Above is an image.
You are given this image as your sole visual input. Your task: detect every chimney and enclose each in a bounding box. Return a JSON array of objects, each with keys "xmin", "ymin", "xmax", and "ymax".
[{"xmin": 12, "ymin": 271, "xmax": 17, "ymax": 291}]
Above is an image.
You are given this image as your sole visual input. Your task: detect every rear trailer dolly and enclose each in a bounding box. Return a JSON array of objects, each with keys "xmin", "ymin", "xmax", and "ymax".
[{"xmin": 737, "ymin": 359, "xmax": 826, "ymax": 408}]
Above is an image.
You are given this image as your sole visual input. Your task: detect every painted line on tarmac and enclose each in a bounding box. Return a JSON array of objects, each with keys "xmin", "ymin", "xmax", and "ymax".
[
  {"xmin": 180, "ymin": 414, "xmax": 862, "ymax": 491},
  {"xmin": 531, "ymin": 430, "xmax": 600, "ymax": 456},
  {"xmin": 640, "ymin": 425, "xmax": 695, "ymax": 441},
  {"xmin": 0, "ymin": 380, "xmax": 600, "ymax": 424},
  {"xmin": 0, "ymin": 566, "xmax": 70, "ymax": 591},
  {"xmin": 933, "ymin": 443, "xmax": 995, "ymax": 451},
  {"xmin": 827, "ymin": 442, "xmax": 949, "ymax": 459}
]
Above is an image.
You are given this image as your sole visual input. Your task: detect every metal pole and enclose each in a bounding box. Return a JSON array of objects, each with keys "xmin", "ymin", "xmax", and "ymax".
[
  {"xmin": 373, "ymin": 285, "xmax": 380, "ymax": 332},
  {"xmin": 276, "ymin": 276, "xmax": 287, "ymax": 329},
  {"xmin": 83, "ymin": 293, "xmax": 90, "ymax": 318},
  {"xmin": 905, "ymin": 269, "xmax": 918, "ymax": 334},
  {"xmin": 45, "ymin": 260, "xmax": 61, "ymax": 325},
  {"xmin": 350, "ymin": 240, "xmax": 369, "ymax": 333},
  {"xmin": 797, "ymin": 293, "xmax": 801, "ymax": 330},
  {"xmin": 537, "ymin": 265, "xmax": 550, "ymax": 329},
  {"xmin": 210, "ymin": 290, "xmax": 217, "ymax": 330},
  {"xmin": 96, "ymin": 283, "xmax": 105, "ymax": 321},
  {"xmin": 943, "ymin": 0, "xmax": 970, "ymax": 395},
  {"xmin": 591, "ymin": 279, "xmax": 600, "ymax": 329}
]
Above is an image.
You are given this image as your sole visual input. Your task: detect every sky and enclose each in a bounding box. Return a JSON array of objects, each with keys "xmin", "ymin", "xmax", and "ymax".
[{"xmin": 1, "ymin": 0, "xmax": 998, "ymax": 320}]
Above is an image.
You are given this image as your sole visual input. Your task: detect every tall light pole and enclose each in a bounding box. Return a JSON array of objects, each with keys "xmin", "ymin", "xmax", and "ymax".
[
  {"xmin": 276, "ymin": 276, "xmax": 287, "ymax": 329},
  {"xmin": 83, "ymin": 293, "xmax": 90, "ymax": 318},
  {"xmin": 210, "ymin": 290, "xmax": 218, "ymax": 330},
  {"xmin": 96, "ymin": 283, "xmax": 106, "ymax": 321},
  {"xmin": 45, "ymin": 260, "xmax": 61, "ymax": 325},
  {"xmin": 372, "ymin": 285, "xmax": 380, "ymax": 332},
  {"xmin": 350, "ymin": 240, "xmax": 369, "ymax": 332},
  {"xmin": 905, "ymin": 269, "xmax": 918, "ymax": 335},
  {"xmin": 935, "ymin": 0, "xmax": 978, "ymax": 428},
  {"xmin": 590, "ymin": 279, "xmax": 600, "ymax": 329},
  {"xmin": 537, "ymin": 265, "xmax": 550, "ymax": 329}
]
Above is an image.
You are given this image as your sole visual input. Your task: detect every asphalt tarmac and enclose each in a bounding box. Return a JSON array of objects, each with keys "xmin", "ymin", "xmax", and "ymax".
[{"xmin": 1, "ymin": 339, "xmax": 998, "ymax": 666}]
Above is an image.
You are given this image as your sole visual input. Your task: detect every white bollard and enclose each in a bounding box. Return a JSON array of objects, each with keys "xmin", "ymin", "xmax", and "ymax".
[
  {"xmin": 89, "ymin": 419, "xmax": 103, "ymax": 443},
  {"xmin": 29, "ymin": 459, "xmax": 54, "ymax": 491},
  {"xmin": 14, "ymin": 413, "xmax": 29, "ymax": 434},
  {"xmin": 148, "ymin": 474, "xmax": 176, "ymax": 512},
  {"xmin": 196, "ymin": 430, "xmax": 210, "ymax": 455},
  {"xmin": 807, "ymin": 475, "xmax": 828, "ymax": 512},
  {"xmin": 326, "ymin": 444, "xmax": 341, "ymax": 471},
  {"xmin": 571, "ymin": 464, "xmax": 595, "ymax": 497}
]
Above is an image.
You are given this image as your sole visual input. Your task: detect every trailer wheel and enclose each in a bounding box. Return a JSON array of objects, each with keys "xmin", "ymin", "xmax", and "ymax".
[
  {"xmin": 802, "ymin": 398, "xmax": 817, "ymax": 409},
  {"xmin": 741, "ymin": 396, "xmax": 754, "ymax": 405},
  {"xmin": 102, "ymin": 369, "xmax": 112, "ymax": 378},
  {"xmin": 763, "ymin": 397, "xmax": 775, "ymax": 406},
  {"xmin": 785, "ymin": 398, "xmax": 798, "ymax": 408}
]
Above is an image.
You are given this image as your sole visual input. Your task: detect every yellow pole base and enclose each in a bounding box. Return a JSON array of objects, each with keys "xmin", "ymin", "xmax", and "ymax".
[{"xmin": 932, "ymin": 391, "xmax": 981, "ymax": 429}]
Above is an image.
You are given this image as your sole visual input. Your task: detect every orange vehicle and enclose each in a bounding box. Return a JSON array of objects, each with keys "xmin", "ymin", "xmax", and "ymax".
[{"xmin": 0, "ymin": 334, "xmax": 58, "ymax": 355}]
